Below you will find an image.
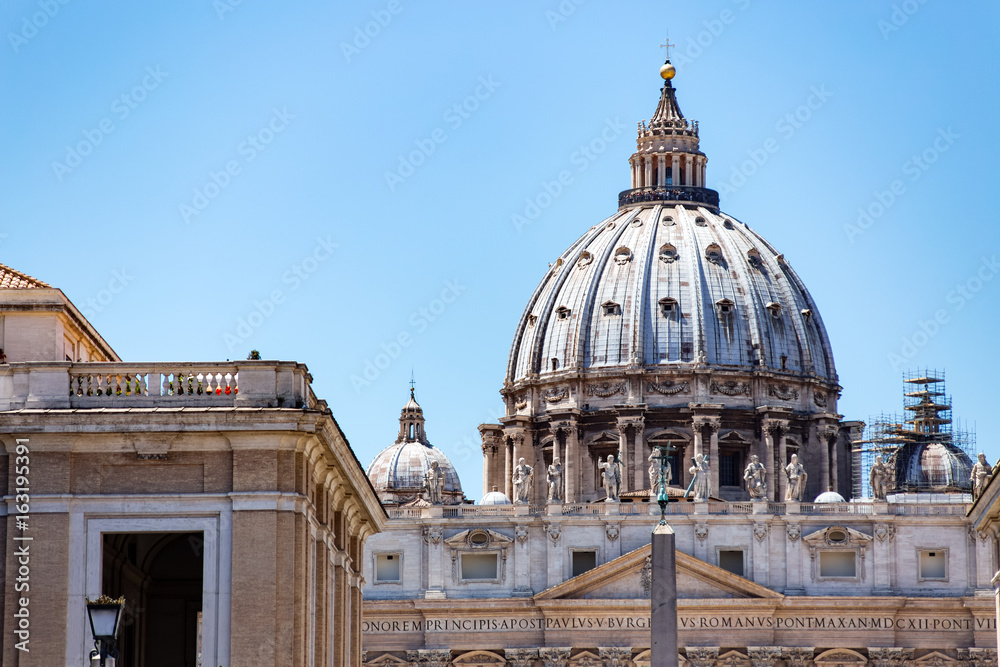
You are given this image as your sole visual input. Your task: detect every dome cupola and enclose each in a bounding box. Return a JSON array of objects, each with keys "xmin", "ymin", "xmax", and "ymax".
[{"xmin": 367, "ymin": 388, "xmax": 464, "ymax": 506}]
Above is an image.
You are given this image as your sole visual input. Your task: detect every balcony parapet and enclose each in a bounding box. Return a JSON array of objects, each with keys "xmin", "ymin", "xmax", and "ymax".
[{"xmin": 0, "ymin": 361, "xmax": 313, "ymax": 410}]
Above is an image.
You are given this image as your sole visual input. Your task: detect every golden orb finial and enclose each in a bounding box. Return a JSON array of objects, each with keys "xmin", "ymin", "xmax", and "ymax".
[{"xmin": 660, "ymin": 62, "xmax": 676, "ymax": 80}]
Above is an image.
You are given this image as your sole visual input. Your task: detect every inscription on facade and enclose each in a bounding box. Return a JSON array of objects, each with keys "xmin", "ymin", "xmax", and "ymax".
[{"xmin": 362, "ymin": 615, "xmax": 997, "ymax": 634}]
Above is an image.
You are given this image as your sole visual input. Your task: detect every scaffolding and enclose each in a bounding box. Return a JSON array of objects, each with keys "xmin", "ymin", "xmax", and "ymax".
[{"xmin": 852, "ymin": 369, "xmax": 976, "ymax": 499}]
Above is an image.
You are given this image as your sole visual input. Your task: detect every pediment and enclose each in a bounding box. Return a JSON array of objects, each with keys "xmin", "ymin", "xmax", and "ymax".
[
  {"xmin": 802, "ymin": 525, "xmax": 872, "ymax": 548},
  {"xmin": 453, "ymin": 650, "xmax": 506, "ymax": 665},
  {"xmin": 815, "ymin": 649, "xmax": 867, "ymax": 664},
  {"xmin": 534, "ymin": 543, "xmax": 782, "ymax": 601},
  {"xmin": 444, "ymin": 528, "xmax": 512, "ymax": 548},
  {"xmin": 911, "ymin": 652, "xmax": 958, "ymax": 667},
  {"xmin": 570, "ymin": 650, "xmax": 604, "ymax": 667},
  {"xmin": 365, "ymin": 653, "xmax": 410, "ymax": 667}
]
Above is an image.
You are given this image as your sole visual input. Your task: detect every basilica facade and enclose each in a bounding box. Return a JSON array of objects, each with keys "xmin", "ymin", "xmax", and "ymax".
[{"xmin": 360, "ymin": 59, "xmax": 999, "ymax": 666}]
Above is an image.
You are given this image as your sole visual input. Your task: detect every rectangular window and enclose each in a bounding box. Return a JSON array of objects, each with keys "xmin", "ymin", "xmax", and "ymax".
[
  {"xmin": 668, "ymin": 452, "xmax": 680, "ymax": 485},
  {"xmin": 461, "ymin": 553, "xmax": 498, "ymax": 580},
  {"xmin": 572, "ymin": 551, "xmax": 597, "ymax": 577},
  {"xmin": 819, "ymin": 551, "xmax": 856, "ymax": 578},
  {"xmin": 375, "ymin": 553, "xmax": 400, "ymax": 582},
  {"xmin": 719, "ymin": 550, "xmax": 744, "ymax": 577},
  {"xmin": 719, "ymin": 453, "xmax": 740, "ymax": 487},
  {"xmin": 919, "ymin": 550, "xmax": 947, "ymax": 580}
]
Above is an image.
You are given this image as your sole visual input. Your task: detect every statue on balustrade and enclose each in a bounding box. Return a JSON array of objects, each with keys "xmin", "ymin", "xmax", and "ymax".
[
  {"xmin": 648, "ymin": 449, "xmax": 670, "ymax": 500},
  {"xmin": 972, "ymin": 452, "xmax": 992, "ymax": 500},
  {"xmin": 784, "ymin": 453, "xmax": 807, "ymax": 502},
  {"xmin": 547, "ymin": 457, "xmax": 563, "ymax": 503},
  {"xmin": 512, "ymin": 457, "xmax": 533, "ymax": 504},
  {"xmin": 743, "ymin": 454, "xmax": 767, "ymax": 500},
  {"xmin": 597, "ymin": 453, "xmax": 622, "ymax": 502},
  {"xmin": 686, "ymin": 453, "xmax": 710, "ymax": 502},
  {"xmin": 423, "ymin": 460, "xmax": 444, "ymax": 505},
  {"xmin": 870, "ymin": 454, "xmax": 890, "ymax": 500}
]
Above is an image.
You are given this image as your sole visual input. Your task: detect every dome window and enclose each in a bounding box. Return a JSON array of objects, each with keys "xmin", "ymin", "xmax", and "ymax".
[
  {"xmin": 723, "ymin": 219, "xmax": 734, "ymax": 229},
  {"xmin": 716, "ymin": 298, "xmax": 735, "ymax": 316},
  {"xmin": 555, "ymin": 306, "xmax": 571, "ymax": 320},
  {"xmin": 551, "ymin": 358, "xmax": 559, "ymax": 371},
  {"xmin": 695, "ymin": 216, "xmax": 707, "ymax": 227},
  {"xmin": 766, "ymin": 302, "xmax": 782, "ymax": 318},
  {"xmin": 528, "ymin": 314, "xmax": 537, "ymax": 327},
  {"xmin": 705, "ymin": 244, "xmax": 723, "ymax": 265},
  {"xmin": 747, "ymin": 250, "xmax": 762, "ymax": 269},
  {"xmin": 577, "ymin": 251, "xmax": 593, "ymax": 270},
  {"xmin": 662, "ymin": 215, "xmax": 675, "ymax": 226},
  {"xmin": 658, "ymin": 244, "xmax": 678, "ymax": 264},
  {"xmin": 602, "ymin": 300, "xmax": 621, "ymax": 316},
  {"xmin": 658, "ymin": 297, "xmax": 678, "ymax": 317},
  {"xmin": 614, "ymin": 247, "xmax": 633, "ymax": 265},
  {"xmin": 801, "ymin": 308, "xmax": 813, "ymax": 319},
  {"xmin": 631, "ymin": 218, "xmax": 643, "ymax": 228}
]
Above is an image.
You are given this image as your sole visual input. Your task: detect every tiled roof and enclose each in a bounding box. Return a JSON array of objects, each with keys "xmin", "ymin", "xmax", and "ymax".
[{"xmin": 0, "ymin": 263, "xmax": 50, "ymax": 289}]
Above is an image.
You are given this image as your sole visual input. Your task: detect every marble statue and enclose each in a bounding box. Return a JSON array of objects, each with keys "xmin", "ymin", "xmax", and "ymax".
[
  {"xmin": 743, "ymin": 454, "xmax": 767, "ymax": 499},
  {"xmin": 648, "ymin": 449, "xmax": 669, "ymax": 499},
  {"xmin": 597, "ymin": 453, "xmax": 622, "ymax": 502},
  {"xmin": 512, "ymin": 457, "xmax": 533, "ymax": 504},
  {"xmin": 784, "ymin": 453, "xmax": 807, "ymax": 502},
  {"xmin": 688, "ymin": 453, "xmax": 710, "ymax": 502},
  {"xmin": 870, "ymin": 454, "xmax": 889, "ymax": 500},
  {"xmin": 972, "ymin": 452, "xmax": 992, "ymax": 500},
  {"xmin": 423, "ymin": 460, "xmax": 444, "ymax": 505},
  {"xmin": 547, "ymin": 457, "xmax": 563, "ymax": 503}
]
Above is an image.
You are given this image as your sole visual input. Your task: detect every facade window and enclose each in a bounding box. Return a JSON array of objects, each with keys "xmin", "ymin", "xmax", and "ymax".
[
  {"xmin": 551, "ymin": 358, "xmax": 559, "ymax": 371},
  {"xmin": 602, "ymin": 301, "xmax": 621, "ymax": 316},
  {"xmin": 461, "ymin": 553, "xmax": 499, "ymax": 580},
  {"xmin": 556, "ymin": 307, "xmax": 570, "ymax": 320},
  {"xmin": 719, "ymin": 550, "xmax": 744, "ymax": 577},
  {"xmin": 716, "ymin": 299, "xmax": 734, "ymax": 316},
  {"xmin": 919, "ymin": 549, "xmax": 947, "ymax": 580},
  {"xmin": 375, "ymin": 553, "xmax": 401, "ymax": 583},
  {"xmin": 571, "ymin": 550, "xmax": 598, "ymax": 577},
  {"xmin": 659, "ymin": 297, "xmax": 678, "ymax": 317},
  {"xmin": 767, "ymin": 302, "xmax": 782, "ymax": 318},
  {"xmin": 818, "ymin": 551, "xmax": 856, "ymax": 578},
  {"xmin": 719, "ymin": 453, "xmax": 740, "ymax": 487}
]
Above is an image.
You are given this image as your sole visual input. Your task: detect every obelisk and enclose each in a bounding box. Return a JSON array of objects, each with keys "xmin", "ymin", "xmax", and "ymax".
[{"xmin": 651, "ymin": 521, "xmax": 678, "ymax": 667}]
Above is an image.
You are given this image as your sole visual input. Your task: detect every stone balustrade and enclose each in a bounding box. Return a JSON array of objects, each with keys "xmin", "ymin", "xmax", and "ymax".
[{"xmin": 0, "ymin": 360, "xmax": 313, "ymax": 410}]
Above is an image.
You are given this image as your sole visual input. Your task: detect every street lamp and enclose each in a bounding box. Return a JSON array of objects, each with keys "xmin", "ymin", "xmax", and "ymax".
[{"xmin": 85, "ymin": 595, "xmax": 125, "ymax": 667}]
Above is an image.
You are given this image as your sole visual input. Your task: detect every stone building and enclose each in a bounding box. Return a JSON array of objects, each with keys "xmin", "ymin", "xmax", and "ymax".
[
  {"xmin": 0, "ymin": 263, "xmax": 386, "ymax": 666},
  {"xmin": 360, "ymin": 59, "xmax": 998, "ymax": 665}
]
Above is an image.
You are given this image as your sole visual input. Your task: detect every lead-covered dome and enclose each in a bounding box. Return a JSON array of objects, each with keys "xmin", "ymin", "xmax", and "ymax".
[
  {"xmin": 367, "ymin": 390, "xmax": 464, "ymax": 505},
  {"xmin": 506, "ymin": 205, "xmax": 836, "ymax": 383}
]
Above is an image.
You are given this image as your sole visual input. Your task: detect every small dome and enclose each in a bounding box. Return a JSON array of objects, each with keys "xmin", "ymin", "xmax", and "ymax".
[
  {"xmin": 895, "ymin": 441, "xmax": 972, "ymax": 492},
  {"xmin": 814, "ymin": 490, "xmax": 846, "ymax": 503},
  {"xmin": 366, "ymin": 390, "xmax": 464, "ymax": 505},
  {"xmin": 480, "ymin": 487, "xmax": 511, "ymax": 506}
]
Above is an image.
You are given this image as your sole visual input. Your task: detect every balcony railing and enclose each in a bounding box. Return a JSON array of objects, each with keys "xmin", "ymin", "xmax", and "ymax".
[
  {"xmin": 618, "ymin": 185, "xmax": 720, "ymax": 209},
  {"xmin": 0, "ymin": 361, "xmax": 313, "ymax": 410}
]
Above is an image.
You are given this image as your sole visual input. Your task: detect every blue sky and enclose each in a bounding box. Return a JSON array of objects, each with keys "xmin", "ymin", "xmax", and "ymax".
[{"xmin": 2, "ymin": 1, "xmax": 998, "ymax": 499}]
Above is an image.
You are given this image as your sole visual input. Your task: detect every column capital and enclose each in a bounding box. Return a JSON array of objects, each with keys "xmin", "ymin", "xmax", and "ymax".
[
  {"xmin": 506, "ymin": 649, "xmax": 540, "ymax": 667},
  {"xmin": 686, "ymin": 647, "xmax": 720, "ymax": 667},
  {"xmin": 781, "ymin": 647, "xmax": 815, "ymax": 667},
  {"xmin": 867, "ymin": 648, "xmax": 913, "ymax": 667},
  {"xmin": 762, "ymin": 419, "xmax": 789, "ymax": 436},
  {"xmin": 598, "ymin": 647, "xmax": 633, "ymax": 666},
  {"xmin": 747, "ymin": 646, "xmax": 783, "ymax": 667},
  {"xmin": 538, "ymin": 646, "xmax": 572, "ymax": 667}
]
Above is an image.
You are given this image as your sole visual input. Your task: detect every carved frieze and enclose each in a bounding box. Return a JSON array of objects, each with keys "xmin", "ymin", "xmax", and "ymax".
[
  {"xmin": 711, "ymin": 380, "xmax": 750, "ymax": 396},
  {"xmin": 598, "ymin": 648, "xmax": 632, "ymax": 667},
  {"xmin": 407, "ymin": 649, "xmax": 451, "ymax": 667},
  {"xmin": 813, "ymin": 391, "xmax": 828, "ymax": 408},
  {"xmin": 695, "ymin": 523, "xmax": 709, "ymax": 542},
  {"xmin": 867, "ymin": 648, "xmax": 913, "ymax": 667},
  {"xmin": 754, "ymin": 523, "xmax": 770, "ymax": 543},
  {"xmin": 588, "ymin": 381, "xmax": 626, "ymax": 398},
  {"xmin": 769, "ymin": 384, "xmax": 799, "ymax": 401},
  {"xmin": 747, "ymin": 647, "xmax": 782, "ymax": 667},
  {"xmin": 539, "ymin": 647, "xmax": 572, "ymax": 667},
  {"xmin": 783, "ymin": 648, "xmax": 815, "ymax": 667},
  {"xmin": 544, "ymin": 387, "xmax": 569, "ymax": 403},
  {"xmin": 648, "ymin": 379, "xmax": 690, "ymax": 395},
  {"xmin": 515, "ymin": 525, "xmax": 529, "ymax": 544},
  {"xmin": 787, "ymin": 524, "xmax": 801, "ymax": 542},
  {"xmin": 422, "ymin": 526, "xmax": 443, "ymax": 545},
  {"xmin": 546, "ymin": 524, "xmax": 562, "ymax": 544},
  {"xmin": 874, "ymin": 524, "xmax": 895, "ymax": 543},
  {"xmin": 641, "ymin": 555, "xmax": 652, "ymax": 597},
  {"xmin": 687, "ymin": 647, "xmax": 721, "ymax": 667},
  {"xmin": 605, "ymin": 523, "xmax": 620, "ymax": 542}
]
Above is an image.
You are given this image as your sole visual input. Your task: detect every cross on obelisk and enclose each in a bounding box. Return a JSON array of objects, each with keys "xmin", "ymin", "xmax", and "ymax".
[
  {"xmin": 660, "ymin": 37, "xmax": 676, "ymax": 61},
  {"xmin": 651, "ymin": 442, "xmax": 678, "ymax": 667}
]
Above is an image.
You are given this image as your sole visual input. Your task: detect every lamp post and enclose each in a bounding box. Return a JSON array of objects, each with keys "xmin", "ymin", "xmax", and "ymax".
[
  {"xmin": 650, "ymin": 443, "xmax": 678, "ymax": 667},
  {"xmin": 85, "ymin": 595, "xmax": 125, "ymax": 667}
]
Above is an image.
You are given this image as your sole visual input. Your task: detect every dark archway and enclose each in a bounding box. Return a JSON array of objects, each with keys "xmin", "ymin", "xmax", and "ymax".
[{"xmin": 102, "ymin": 532, "xmax": 203, "ymax": 667}]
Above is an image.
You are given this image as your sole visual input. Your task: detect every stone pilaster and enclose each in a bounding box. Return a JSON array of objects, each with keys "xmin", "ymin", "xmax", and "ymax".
[
  {"xmin": 634, "ymin": 418, "xmax": 647, "ymax": 490},
  {"xmin": 784, "ymin": 520, "xmax": 803, "ymax": 592},
  {"xmin": 686, "ymin": 647, "xmax": 720, "ymax": 667},
  {"xmin": 539, "ymin": 647, "xmax": 571, "ymax": 667},
  {"xmin": 706, "ymin": 418, "xmax": 721, "ymax": 497},
  {"xmin": 872, "ymin": 521, "xmax": 894, "ymax": 591},
  {"xmin": 747, "ymin": 646, "xmax": 782, "ymax": 667},
  {"xmin": 616, "ymin": 420, "xmax": 630, "ymax": 493},
  {"xmin": 545, "ymin": 522, "xmax": 563, "ymax": 588}
]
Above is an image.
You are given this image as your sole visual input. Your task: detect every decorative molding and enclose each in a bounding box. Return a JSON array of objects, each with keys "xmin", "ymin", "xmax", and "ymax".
[
  {"xmin": 783, "ymin": 648, "xmax": 814, "ymax": 667},
  {"xmin": 695, "ymin": 523, "xmax": 709, "ymax": 542},
  {"xmin": 588, "ymin": 381, "xmax": 626, "ymax": 398},
  {"xmin": 641, "ymin": 555, "xmax": 652, "ymax": 597},
  {"xmin": 422, "ymin": 526, "xmax": 443, "ymax": 545},
  {"xmin": 506, "ymin": 649, "xmax": 539, "ymax": 667},
  {"xmin": 544, "ymin": 387, "xmax": 568, "ymax": 403},
  {"xmin": 753, "ymin": 523, "xmax": 769, "ymax": 543},
  {"xmin": 787, "ymin": 524, "xmax": 801, "ymax": 542},
  {"xmin": 686, "ymin": 647, "xmax": 721, "ymax": 667},
  {"xmin": 812, "ymin": 391, "xmax": 828, "ymax": 408},
  {"xmin": 539, "ymin": 647, "xmax": 572, "ymax": 667},
  {"xmin": 514, "ymin": 392, "xmax": 528, "ymax": 410},
  {"xmin": 711, "ymin": 380, "xmax": 750, "ymax": 396},
  {"xmin": 875, "ymin": 523, "xmax": 895, "ymax": 543},
  {"xmin": 768, "ymin": 384, "xmax": 799, "ymax": 401},
  {"xmin": 545, "ymin": 523, "xmax": 562, "ymax": 544},
  {"xmin": 747, "ymin": 647, "xmax": 782, "ymax": 667},
  {"xmin": 867, "ymin": 648, "xmax": 913, "ymax": 667},
  {"xmin": 598, "ymin": 648, "xmax": 632, "ymax": 667},
  {"xmin": 605, "ymin": 523, "xmax": 620, "ymax": 542},
  {"xmin": 515, "ymin": 525, "xmax": 529, "ymax": 544},
  {"xmin": 407, "ymin": 649, "xmax": 451, "ymax": 667},
  {"xmin": 648, "ymin": 379, "xmax": 689, "ymax": 395}
]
